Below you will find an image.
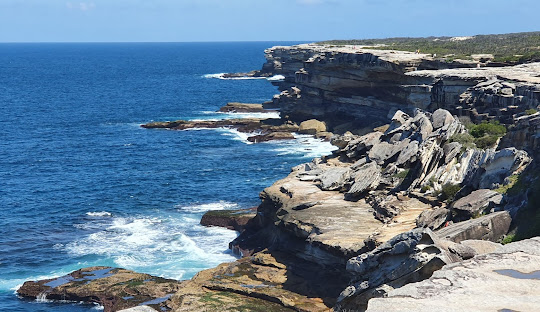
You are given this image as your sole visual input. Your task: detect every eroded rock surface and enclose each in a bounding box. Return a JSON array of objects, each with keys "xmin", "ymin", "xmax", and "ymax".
[
  {"xmin": 16, "ymin": 267, "xmax": 181, "ymax": 312},
  {"xmin": 365, "ymin": 237, "xmax": 540, "ymax": 312}
]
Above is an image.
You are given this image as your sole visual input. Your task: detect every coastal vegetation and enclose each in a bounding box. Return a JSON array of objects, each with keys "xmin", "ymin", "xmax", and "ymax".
[
  {"xmin": 449, "ymin": 120, "xmax": 507, "ymax": 149},
  {"xmin": 319, "ymin": 31, "xmax": 540, "ymax": 63}
]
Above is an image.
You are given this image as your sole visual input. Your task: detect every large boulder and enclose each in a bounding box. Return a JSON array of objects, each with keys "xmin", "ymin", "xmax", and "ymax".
[
  {"xmin": 319, "ymin": 167, "xmax": 351, "ymax": 191},
  {"xmin": 437, "ymin": 211, "xmax": 511, "ymax": 243},
  {"xmin": 298, "ymin": 119, "xmax": 327, "ymax": 134},
  {"xmin": 366, "ymin": 237, "xmax": 540, "ymax": 312},
  {"xmin": 337, "ymin": 228, "xmax": 460, "ymax": 311},
  {"xmin": 345, "ymin": 162, "xmax": 381, "ymax": 199},
  {"xmin": 451, "ymin": 189, "xmax": 503, "ymax": 221},
  {"xmin": 431, "ymin": 109, "xmax": 455, "ymax": 130},
  {"xmin": 416, "ymin": 207, "xmax": 450, "ymax": 230}
]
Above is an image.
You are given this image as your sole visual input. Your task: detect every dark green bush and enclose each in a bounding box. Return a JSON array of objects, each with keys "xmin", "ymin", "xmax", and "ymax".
[
  {"xmin": 474, "ymin": 135, "xmax": 499, "ymax": 149},
  {"xmin": 469, "ymin": 121, "xmax": 506, "ymax": 138},
  {"xmin": 440, "ymin": 183, "xmax": 461, "ymax": 202},
  {"xmin": 525, "ymin": 108, "xmax": 538, "ymax": 115}
]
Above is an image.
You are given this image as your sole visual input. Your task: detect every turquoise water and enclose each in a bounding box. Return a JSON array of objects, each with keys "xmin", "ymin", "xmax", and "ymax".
[{"xmin": 0, "ymin": 42, "xmax": 335, "ymax": 311}]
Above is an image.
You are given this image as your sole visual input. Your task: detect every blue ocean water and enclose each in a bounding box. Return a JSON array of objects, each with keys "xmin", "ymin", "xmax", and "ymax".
[{"xmin": 0, "ymin": 42, "xmax": 336, "ymax": 311}]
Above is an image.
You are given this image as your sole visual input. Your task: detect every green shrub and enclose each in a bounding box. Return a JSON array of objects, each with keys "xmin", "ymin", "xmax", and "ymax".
[
  {"xmin": 469, "ymin": 120, "xmax": 506, "ymax": 138},
  {"xmin": 393, "ymin": 169, "xmax": 410, "ymax": 179},
  {"xmin": 501, "ymin": 234, "xmax": 516, "ymax": 244},
  {"xmin": 440, "ymin": 183, "xmax": 461, "ymax": 202},
  {"xmin": 474, "ymin": 135, "xmax": 499, "ymax": 149},
  {"xmin": 450, "ymin": 133, "xmax": 475, "ymax": 145},
  {"xmin": 525, "ymin": 108, "xmax": 538, "ymax": 115},
  {"xmin": 420, "ymin": 185, "xmax": 431, "ymax": 193}
]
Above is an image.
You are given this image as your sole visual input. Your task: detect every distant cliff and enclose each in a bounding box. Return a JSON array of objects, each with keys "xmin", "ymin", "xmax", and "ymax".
[{"xmin": 257, "ymin": 44, "xmax": 540, "ymax": 137}]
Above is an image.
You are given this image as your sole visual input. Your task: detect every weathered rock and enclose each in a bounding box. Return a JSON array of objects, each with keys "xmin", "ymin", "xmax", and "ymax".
[
  {"xmin": 366, "ymin": 237, "xmax": 540, "ymax": 312},
  {"xmin": 459, "ymin": 239, "xmax": 501, "ymax": 255},
  {"xmin": 395, "ymin": 140, "xmax": 419, "ymax": 166},
  {"xmin": 368, "ymin": 140, "xmax": 409, "ymax": 165},
  {"xmin": 200, "ymin": 208, "xmax": 257, "ymax": 232},
  {"xmin": 167, "ymin": 250, "xmax": 342, "ymax": 312},
  {"xmin": 437, "ymin": 211, "xmax": 511, "ymax": 243},
  {"xmin": 451, "ymin": 189, "xmax": 503, "ymax": 221},
  {"xmin": 16, "ymin": 267, "xmax": 181, "ymax": 312},
  {"xmin": 298, "ymin": 119, "xmax": 327, "ymax": 134},
  {"xmin": 416, "ymin": 207, "xmax": 450, "ymax": 230},
  {"xmin": 319, "ymin": 167, "xmax": 350, "ymax": 191},
  {"xmin": 476, "ymin": 148, "xmax": 532, "ymax": 189},
  {"xmin": 346, "ymin": 162, "xmax": 380, "ymax": 199},
  {"xmin": 337, "ymin": 228, "xmax": 460, "ymax": 311},
  {"xmin": 431, "ymin": 109, "xmax": 455, "ymax": 130},
  {"xmin": 442, "ymin": 142, "xmax": 461, "ymax": 164}
]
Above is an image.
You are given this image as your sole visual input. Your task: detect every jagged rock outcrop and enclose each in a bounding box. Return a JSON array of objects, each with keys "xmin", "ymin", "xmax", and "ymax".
[
  {"xmin": 16, "ymin": 267, "xmax": 181, "ymax": 312},
  {"xmin": 365, "ymin": 237, "xmax": 540, "ymax": 312},
  {"xmin": 231, "ymin": 109, "xmax": 528, "ymax": 261}
]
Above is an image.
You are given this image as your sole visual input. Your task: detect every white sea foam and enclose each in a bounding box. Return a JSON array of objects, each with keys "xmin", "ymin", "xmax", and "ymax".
[
  {"xmin": 85, "ymin": 211, "xmax": 112, "ymax": 217},
  {"xmin": 202, "ymin": 73, "xmax": 266, "ymax": 80},
  {"xmin": 268, "ymin": 133, "xmax": 338, "ymax": 158},
  {"xmin": 176, "ymin": 201, "xmax": 239, "ymax": 213},
  {"xmin": 64, "ymin": 212, "xmax": 237, "ymax": 280},
  {"xmin": 218, "ymin": 128, "xmax": 256, "ymax": 144},
  {"xmin": 267, "ymin": 74, "xmax": 285, "ymax": 81},
  {"xmin": 200, "ymin": 110, "xmax": 281, "ymax": 120}
]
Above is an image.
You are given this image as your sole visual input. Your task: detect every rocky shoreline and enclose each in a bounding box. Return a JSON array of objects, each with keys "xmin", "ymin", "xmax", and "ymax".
[{"xmin": 18, "ymin": 42, "xmax": 540, "ymax": 311}]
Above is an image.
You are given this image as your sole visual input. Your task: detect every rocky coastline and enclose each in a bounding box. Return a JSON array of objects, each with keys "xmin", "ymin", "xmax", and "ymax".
[{"xmin": 18, "ymin": 40, "xmax": 540, "ymax": 311}]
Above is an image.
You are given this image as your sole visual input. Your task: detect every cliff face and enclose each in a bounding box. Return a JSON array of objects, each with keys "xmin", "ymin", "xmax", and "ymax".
[{"xmin": 259, "ymin": 44, "xmax": 540, "ymax": 133}]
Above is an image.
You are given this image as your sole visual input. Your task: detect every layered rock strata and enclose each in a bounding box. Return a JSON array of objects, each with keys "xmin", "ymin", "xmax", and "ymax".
[{"xmin": 249, "ymin": 44, "xmax": 540, "ymax": 132}]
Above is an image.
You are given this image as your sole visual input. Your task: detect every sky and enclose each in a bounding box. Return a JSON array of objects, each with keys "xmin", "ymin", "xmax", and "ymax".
[{"xmin": 0, "ymin": 0, "xmax": 538, "ymax": 42}]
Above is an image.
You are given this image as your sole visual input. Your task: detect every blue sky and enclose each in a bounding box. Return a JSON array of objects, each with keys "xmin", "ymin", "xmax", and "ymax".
[{"xmin": 0, "ymin": 0, "xmax": 538, "ymax": 42}]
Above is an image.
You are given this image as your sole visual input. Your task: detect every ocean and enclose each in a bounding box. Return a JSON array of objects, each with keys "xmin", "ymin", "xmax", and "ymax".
[{"xmin": 0, "ymin": 42, "xmax": 336, "ymax": 311}]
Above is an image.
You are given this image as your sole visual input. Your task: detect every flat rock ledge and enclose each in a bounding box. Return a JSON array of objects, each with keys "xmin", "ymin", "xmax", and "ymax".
[
  {"xmin": 16, "ymin": 267, "xmax": 181, "ymax": 312},
  {"xmin": 366, "ymin": 237, "xmax": 540, "ymax": 312}
]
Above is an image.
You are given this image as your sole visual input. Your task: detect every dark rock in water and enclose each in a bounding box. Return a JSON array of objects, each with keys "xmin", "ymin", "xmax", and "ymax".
[
  {"xmin": 247, "ymin": 131, "xmax": 295, "ymax": 143},
  {"xmin": 142, "ymin": 118, "xmax": 299, "ymax": 143},
  {"xmin": 219, "ymin": 102, "xmax": 276, "ymax": 113},
  {"xmin": 200, "ymin": 207, "xmax": 257, "ymax": 232},
  {"xmin": 437, "ymin": 211, "xmax": 511, "ymax": 243},
  {"xmin": 17, "ymin": 267, "xmax": 181, "ymax": 312}
]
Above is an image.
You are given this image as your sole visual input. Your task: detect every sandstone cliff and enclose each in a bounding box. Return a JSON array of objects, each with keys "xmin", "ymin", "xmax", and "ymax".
[{"xmin": 256, "ymin": 44, "xmax": 540, "ymax": 136}]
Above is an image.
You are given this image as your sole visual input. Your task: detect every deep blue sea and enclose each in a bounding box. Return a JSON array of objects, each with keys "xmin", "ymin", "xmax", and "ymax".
[{"xmin": 0, "ymin": 42, "xmax": 336, "ymax": 311}]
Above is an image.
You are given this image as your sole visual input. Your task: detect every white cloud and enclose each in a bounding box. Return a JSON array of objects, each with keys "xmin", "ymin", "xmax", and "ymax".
[{"xmin": 66, "ymin": 1, "xmax": 96, "ymax": 11}]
